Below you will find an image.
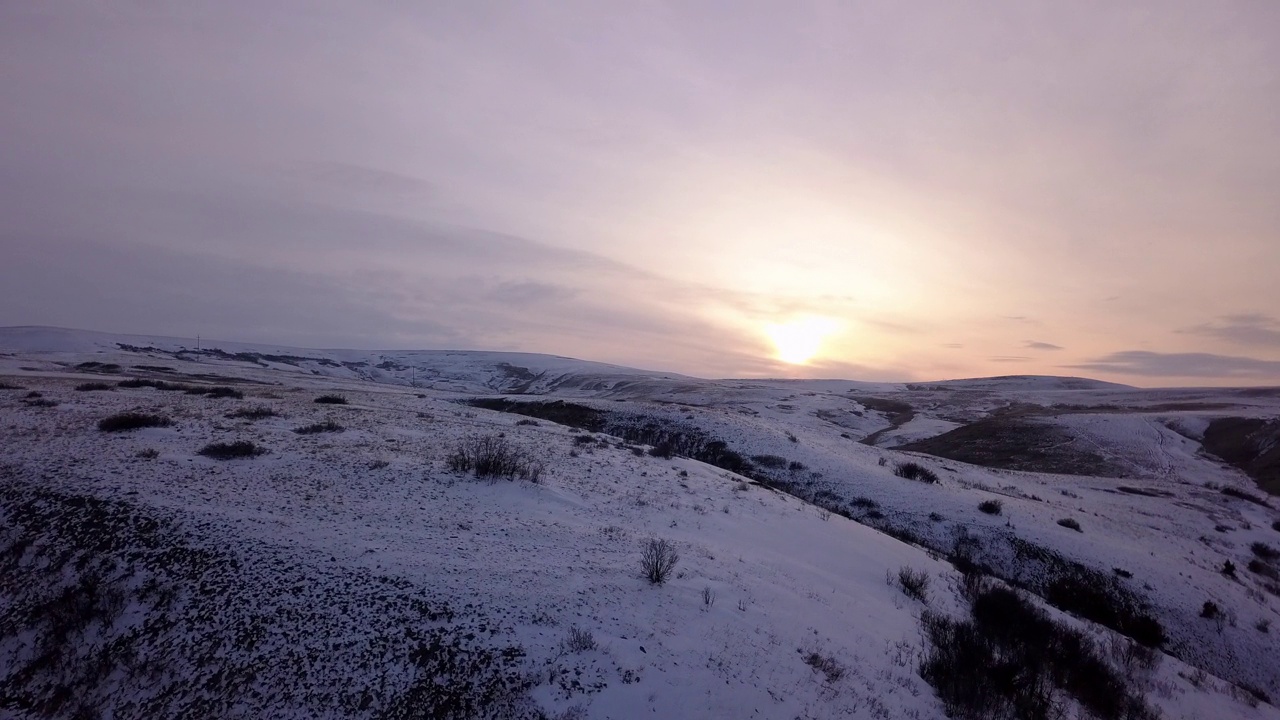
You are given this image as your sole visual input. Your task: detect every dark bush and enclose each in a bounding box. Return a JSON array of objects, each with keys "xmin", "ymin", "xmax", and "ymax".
[
  {"xmin": 978, "ymin": 499, "xmax": 1003, "ymax": 515},
  {"xmin": 1273, "ymin": 519, "xmax": 1280, "ymax": 532},
  {"xmin": 1201, "ymin": 601, "xmax": 1220, "ymax": 619},
  {"xmin": 24, "ymin": 390, "xmax": 41, "ymax": 398},
  {"xmin": 573, "ymin": 434, "xmax": 597, "ymax": 446},
  {"xmin": 788, "ymin": 460, "xmax": 807, "ymax": 473},
  {"xmin": 198, "ymin": 441, "xmax": 267, "ymax": 460},
  {"xmin": 803, "ymin": 652, "xmax": 845, "ymax": 683},
  {"xmin": 898, "ymin": 567, "xmax": 931, "ymax": 603},
  {"xmin": 514, "ymin": 418, "xmax": 539, "ymax": 426},
  {"xmin": 24, "ymin": 398, "xmax": 58, "ymax": 407},
  {"xmin": 136, "ymin": 448, "xmax": 160, "ymax": 459},
  {"xmin": 647, "ymin": 441, "xmax": 674, "ymax": 459},
  {"xmin": 751, "ymin": 454, "xmax": 787, "ymax": 469},
  {"xmin": 1222, "ymin": 560, "xmax": 1237, "ymax": 577},
  {"xmin": 641, "ymin": 538, "xmax": 679, "ymax": 585},
  {"xmin": 446, "ymin": 435, "xmax": 542, "ymax": 482},
  {"xmin": 1042, "ymin": 571, "xmax": 1165, "ymax": 649},
  {"xmin": 1251, "ymin": 542, "xmax": 1280, "ymax": 560},
  {"xmin": 293, "ymin": 420, "xmax": 344, "ymax": 435},
  {"xmin": 98, "ymin": 413, "xmax": 173, "ymax": 432},
  {"xmin": 1249, "ymin": 558, "xmax": 1280, "ymax": 580},
  {"xmin": 1222, "ymin": 486, "xmax": 1270, "ymax": 507},
  {"xmin": 0, "ymin": 381, "xmax": 23, "ymax": 390},
  {"xmin": 226, "ymin": 406, "xmax": 279, "ymax": 420},
  {"xmin": 563, "ymin": 626, "xmax": 596, "ymax": 653},
  {"xmin": 1057, "ymin": 518, "xmax": 1082, "ymax": 532},
  {"xmin": 314, "ymin": 394, "xmax": 348, "ymax": 405},
  {"xmin": 920, "ymin": 586, "xmax": 1159, "ymax": 720},
  {"xmin": 894, "ymin": 462, "xmax": 939, "ymax": 483},
  {"xmin": 75, "ymin": 382, "xmax": 113, "ymax": 392}
]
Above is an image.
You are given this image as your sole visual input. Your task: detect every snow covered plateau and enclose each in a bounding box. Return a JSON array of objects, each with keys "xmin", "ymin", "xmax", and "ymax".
[{"xmin": 3, "ymin": 326, "xmax": 1280, "ymax": 720}]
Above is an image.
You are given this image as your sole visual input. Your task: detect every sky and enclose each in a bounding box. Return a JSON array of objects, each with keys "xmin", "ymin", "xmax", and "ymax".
[{"xmin": 2, "ymin": 1, "xmax": 1279, "ymax": 386}]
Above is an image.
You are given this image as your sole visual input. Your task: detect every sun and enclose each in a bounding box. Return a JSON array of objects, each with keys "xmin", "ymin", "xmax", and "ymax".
[{"xmin": 764, "ymin": 317, "xmax": 840, "ymax": 365}]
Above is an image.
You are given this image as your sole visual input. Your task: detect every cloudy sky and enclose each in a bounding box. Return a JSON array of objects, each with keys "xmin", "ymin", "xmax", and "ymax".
[{"xmin": 2, "ymin": 2, "xmax": 1278, "ymax": 386}]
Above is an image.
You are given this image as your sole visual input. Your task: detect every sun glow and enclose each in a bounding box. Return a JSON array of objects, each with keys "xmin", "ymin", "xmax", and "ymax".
[{"xmin": 764, "ymin": 316, "xmax": 841, "ymax": 365}]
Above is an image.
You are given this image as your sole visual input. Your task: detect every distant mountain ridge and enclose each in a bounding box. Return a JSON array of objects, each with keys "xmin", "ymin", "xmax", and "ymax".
[{"xmin": 1, "ymin": 325, "xmax": 1132, "ymax": 393}]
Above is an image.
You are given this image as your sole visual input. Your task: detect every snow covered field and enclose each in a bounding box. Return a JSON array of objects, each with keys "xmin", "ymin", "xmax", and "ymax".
[{"xmin": 2, "ymin": 327, "xmax": 1279, "ymax": 719}]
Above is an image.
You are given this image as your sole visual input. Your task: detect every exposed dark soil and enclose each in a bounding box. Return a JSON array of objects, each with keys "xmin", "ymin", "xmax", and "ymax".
[
  {"xmin": 897, "ymin": 418, "xmax": 1123, "ymax": 476},
  {"xmin": 1202, "ymin": 418, "xmax": 1280, "ymax": 495},
  {"xmin": 854, "ymin": 397, "xmax": 916, "ymax": 446}
]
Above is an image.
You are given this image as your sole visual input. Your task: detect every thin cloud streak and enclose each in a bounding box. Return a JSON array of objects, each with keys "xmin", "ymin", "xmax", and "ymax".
[{"xmin": 1068, "ymin": 351, "xmax": 1280, "ymax": 380}]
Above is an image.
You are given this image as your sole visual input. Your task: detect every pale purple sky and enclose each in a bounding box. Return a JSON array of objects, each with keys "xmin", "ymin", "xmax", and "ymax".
[{"xmin": 2, "ymin": 1, "xmax": 1278, "ymax": 385}]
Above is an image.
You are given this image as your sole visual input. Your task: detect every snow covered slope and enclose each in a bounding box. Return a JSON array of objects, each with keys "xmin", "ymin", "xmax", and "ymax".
[{"xmin": 2, "ymin": 327, "xmax": 1279, "ymax": 719}]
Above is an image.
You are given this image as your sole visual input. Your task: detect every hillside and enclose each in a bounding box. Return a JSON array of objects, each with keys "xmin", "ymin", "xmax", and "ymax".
[{"xmin": 2, "ymin": 327, "xmax": 1280, "ymax": 719}]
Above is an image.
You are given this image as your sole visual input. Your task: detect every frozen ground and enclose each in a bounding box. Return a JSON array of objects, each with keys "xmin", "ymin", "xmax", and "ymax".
[{"xmin": 2, "ymin": 327, "xmax": 1279, "ymax": 719}]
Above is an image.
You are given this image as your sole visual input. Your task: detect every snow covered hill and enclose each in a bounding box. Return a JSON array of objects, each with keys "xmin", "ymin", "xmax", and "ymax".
[{"xmin": 2, "ymin": 327, "xmax": 1280, "ymax": 719}]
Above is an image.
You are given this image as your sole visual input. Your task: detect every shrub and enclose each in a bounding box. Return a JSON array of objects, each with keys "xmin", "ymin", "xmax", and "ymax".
[
  {"xmin": 198, "ymin": 441, "xmax": 267, "ymax": 460},
  {"xmin": 1222, "ymin": 486, "xmax": 1270, "ymax": 507},
  {"xmin": 0, "ymin": 382, "xmax": 23, "ymax": 390},
  {"xmin": 1057, "ymin": 517, "xmax": 1083, "ymax": 532},
  {"xmin": 898, "ymin": 567, "xmax": 931, "ymax": 603},
  {"xmin": 920, "ymin": 586, "xmax": 1159, "ymax": 720},
  {"xmin": 314, "ymin": 394, "xmax": 348, "ymax": 404},
  {"xmin": 98, "ymin": 413, "xmax": 173, "ymax": 432},
  {"xmin": 751, "ymin": 454, "xmax": 787, "ymax": 469},
  {"xmin": 1201, "ymin": 601, "xmax": 1220, "ymax": 619},
  {"xmin": 514, "ymin": 418, "xmax": 539, "ymax": 426},
  {"xmin": 136, "ymin": 448, "xmax": 160, "ymax": 459},
  {"xmin": 1273, "ymin": 519, "xmax": 1280, "ymax": 532},
  {"xmin": 446, "ymin": 435, "xmax": 542, "ymax": 482},
  {"xmin": 978, "ymin": 499, "xmax": 1003, "ymax": 515},
  {"xmin": 24, "ymin": 398, "xmax": 58, "ymax": 407},
  {"xmin": 75, "ymin": 382, "xmax": 113, "ymax": 392},
  {"xmin": 702, "ymin": 586, "xmax": 716, "ymax": 607},
  {"xmin": 1222, "ymin": 560, "xmax": 1237, "ymax": 577},
  {"xmin": 563, "ymin": 626, "xmax": 597, "ymax": 653},
  {"xmin": 1251, "ymin": 542, "xmax": 1280, "ymax": 561},
  {"xmin": 641, "ymin": 538, "xmax": 679, "ymax": 585},
  {"xmin": 1248, "ymin": 558, "xmax": 1279, "ymax": 579},
  {"xmin": 293, "ymin": 420, "xmax": 345, "ymax": 435},
  {"xmin": 787, "ymin": 460, "xmax": 807, "ymax": 473},
  {"xmin": 226, "ymin": 406, "xmax": 279, "ymax": 420},
  {"xmin": 803, "ymin": 652, "xmax": 844, "ymax": 683},
  {"xmin": 573, "ymin": 434, "xmax": 597, "ymax": 446},
  {"xmin": 647, "ymin": 441, "xmax": 674, "ymax": 459},
  {"xmin": 894, "ymin": 462, "xmax": 939, "ymax": 483}
]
